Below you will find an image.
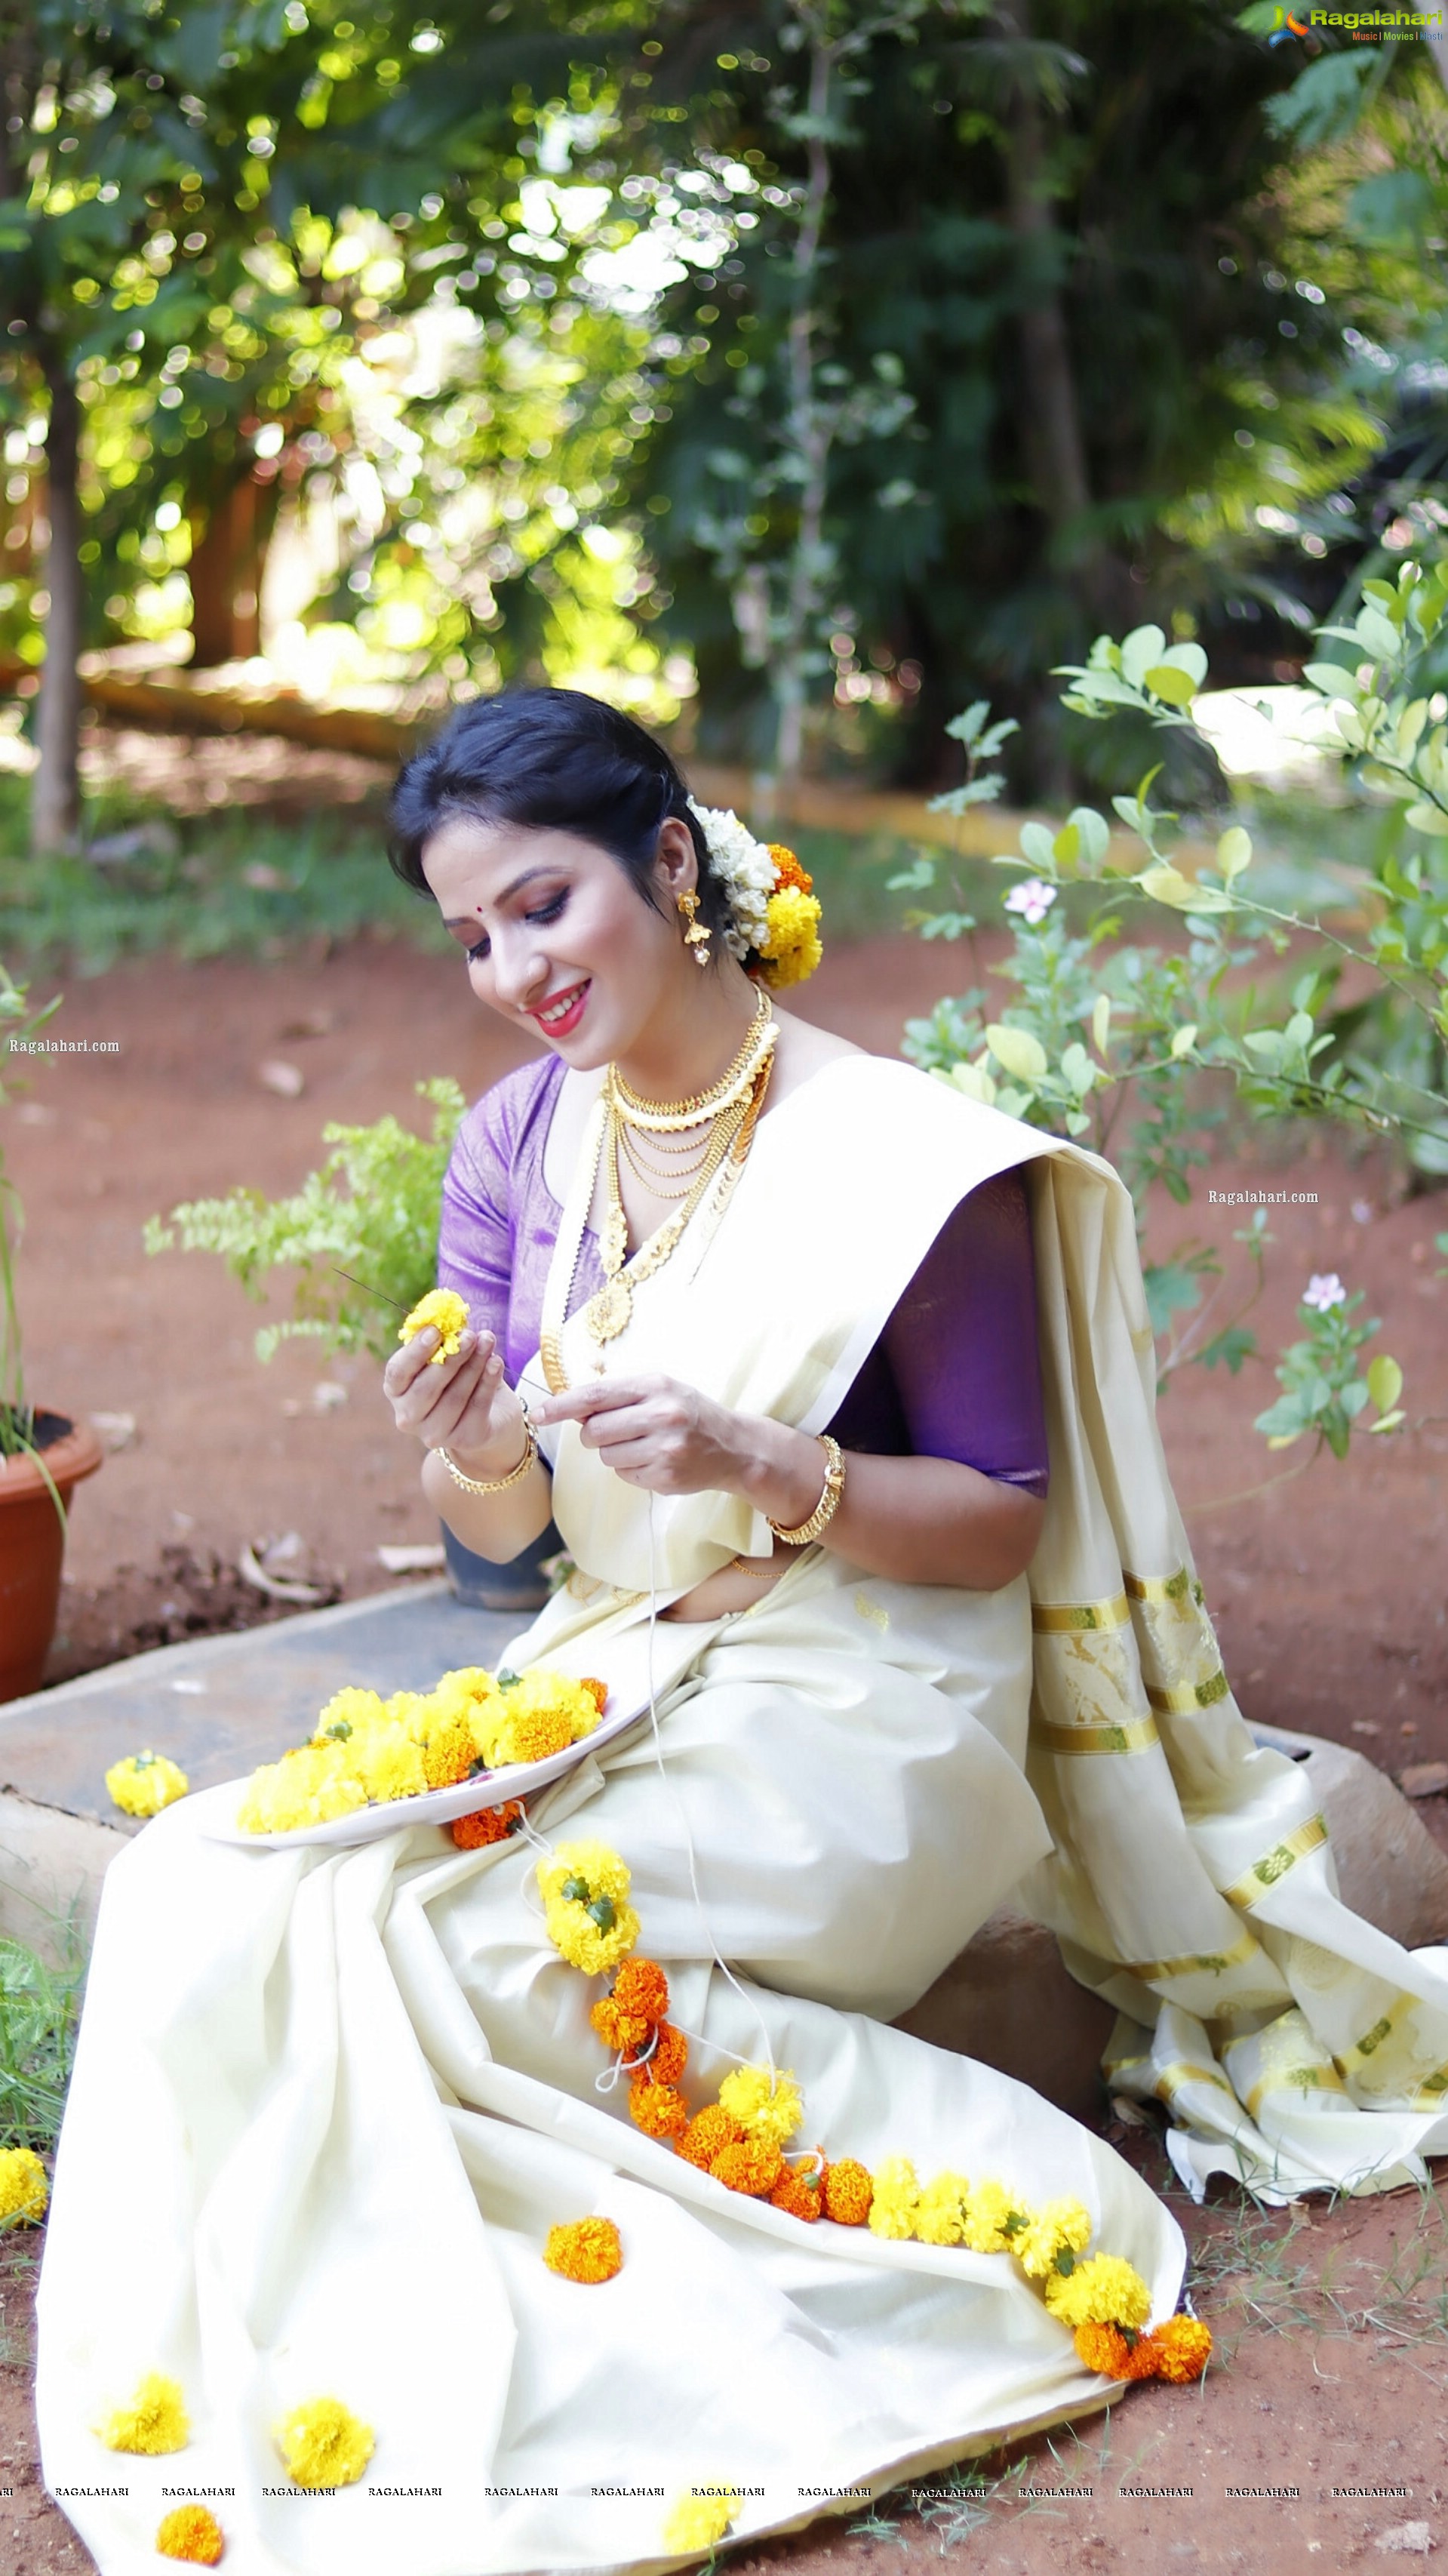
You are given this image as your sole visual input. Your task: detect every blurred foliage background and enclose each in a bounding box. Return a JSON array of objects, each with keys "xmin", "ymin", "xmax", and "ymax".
[{"xmin": 0, "ymin": 0, "xmax": 1444, "ymax": 843}]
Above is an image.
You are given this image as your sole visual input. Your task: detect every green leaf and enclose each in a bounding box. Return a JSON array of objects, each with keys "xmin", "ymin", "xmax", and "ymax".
[
  {"xmin": 985, "ymin": 1023, "xmax": 1048, "ymax": 1084},
  {"xmin": 1216, "ymin": 826, "xmax": 1253, "ymax": 883},
  {"xmin": 1143, "ymin": 664, "xmax": 1197, "ymax": 708},
  {"xmin": 1303, "ymin": 662, "xmax": 1360, "ymax": 700},
  {"xmin": 1120, "ymin": 624, "xmax": 1167, "ymax": 689},
  {"xmin": 1091, "ymin": 995, "xmax": 1111, "ymax": 1057},
  {"xmin": 1197, "ymin": 1325, "xmax": 1256, "ymax": 1374},
  {"xmin": 1366, "ymin": 1353, "xmax": 1403, "ymax": 1413},
  {"xmin": 1018, "ymin": 821, "xmax": 1056, "ymax": 871},
  {"xmin": 1404, "ymin": 802, "xmax": 1448, "ymax": 837},
  {"xmin": 1170, "ymin": 1023, "xmax": 1197, "ymax": 1059},
  {"xmin": 1144, "ymin": 1263, "xmax": 1203, "ymax": 1332},
  {"xmin": 1065, "ymin": 806, "xmax": 1110, "ymax": 869}
]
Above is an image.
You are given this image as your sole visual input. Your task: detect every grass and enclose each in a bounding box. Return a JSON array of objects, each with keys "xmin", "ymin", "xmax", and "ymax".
[
  {"xmin": 1179, "ymin": 2174, "xmax": 1448, "ymax": 2365},
  {"xmin": 0, "ymin": 1921, "xmax": 85, "ymax": 2159}
]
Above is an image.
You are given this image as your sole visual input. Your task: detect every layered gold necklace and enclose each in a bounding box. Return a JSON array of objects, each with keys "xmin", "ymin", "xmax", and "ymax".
[{"xmin": 572, "ymin": 991, "xmax": 777, "ymax": 1365}]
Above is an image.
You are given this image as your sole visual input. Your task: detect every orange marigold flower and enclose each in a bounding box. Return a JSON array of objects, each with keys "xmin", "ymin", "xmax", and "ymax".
[
  {"xmin": 543, "ymin": 2217, "xmax": 623, "ymax": 2285},
  {"xmin": 612, "ymin": 1957, "xmax": 670, "ymax": 2025},
  {"xmin": 423, "ymin": 1717, "xmax": 478, "ymax": 1790},
  {"xmin": 156, "ymin": 2504, "xmax": 224, "ymax": 2564},
  {"xmin": 1141, "ymin": 2315, "xmax": 1213, "ymax": 2384},
  {"xmin": 628, "ymin": 2077, "xmax": 690, "ymax": 2141},
  {"xmin": 710, "ymin": 2138, "xmax": 785, "ymax": 2198},
  {"xmin": 769, "ymin": 2167, "xmax": 824, "ymax": 2224},
  {"xmin": 677, "ymin": 2103, "xmax": 746, "ymax": 2171},
  {"xmin": 579, "ymin": 1676, "xmax": 609, "ymax": 1713},
  {"xmin": 508, "ymin": 1707, "xmax": 573, "ymax": 1762},
  {"xmin": 822, "ymin": 2159, "xmax": 875, "ymax": 2227},
  {"xmin": 1073, "ymin": 2320, "xmax": 1138, "ymax": 2381},
  {"xmin": 450, "ymin": 1800, "xmax": 524, "ymax": 1850},
  {"xmin": 627, "ymin": 2021, "xmax": 687, "ymax": 2086},
  {"xmin": 590, "ymin": 1993, "xmax": 652, "ymax": 2057},
  {"xmin": 767, "ymin": 843, "xmax": 814, "ymax": 896}
]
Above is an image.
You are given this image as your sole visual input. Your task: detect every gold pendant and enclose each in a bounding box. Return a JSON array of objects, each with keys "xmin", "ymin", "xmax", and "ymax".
[
  {"xmin": 601, "ymin": 1202, "xmax": 629, "ymax": 1273},
  {"xmin": 586, "ymin": 1276, "xmax": 633, "ymax": 1342}
]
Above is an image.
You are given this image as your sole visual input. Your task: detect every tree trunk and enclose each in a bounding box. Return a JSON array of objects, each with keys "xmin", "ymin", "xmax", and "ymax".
[
  {"xmin": 188, "ymin": 473, "xmax": 273, "ymax": 666},
  {"xmin": 995, "ymin": 4, "xmax": 1093, "ymax": 554},
  {"xmin": 32, "ymin": 358, "xmax": 82, "ymax": 857}
]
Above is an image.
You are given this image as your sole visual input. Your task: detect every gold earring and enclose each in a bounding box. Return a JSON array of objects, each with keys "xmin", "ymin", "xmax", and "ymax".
[{"xmin": 677, "ymin": 888, "xmax": 712, "ymax": 968}]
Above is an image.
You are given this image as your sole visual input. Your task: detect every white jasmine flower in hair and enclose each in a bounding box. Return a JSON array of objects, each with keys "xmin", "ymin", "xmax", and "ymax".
[{"xmin": 686, "ymin": 797, "xmax": 777, "ymax": 959}]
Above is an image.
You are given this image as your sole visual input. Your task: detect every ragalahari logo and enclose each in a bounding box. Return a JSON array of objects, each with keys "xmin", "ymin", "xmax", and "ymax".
[{"xmin": 1263, "ymin": 3, "xmax": 1445, "ymax": 31}]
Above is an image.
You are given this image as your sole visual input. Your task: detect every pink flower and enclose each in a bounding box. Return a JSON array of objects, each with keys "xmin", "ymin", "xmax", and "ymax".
[
  {"xmin": 1004, "ymin": 878, "xmax": 1057, "ymax": 925},
  {"xmin": 1302, "ymin": 1273, "xmax": 1346, "ymax": 1312}
]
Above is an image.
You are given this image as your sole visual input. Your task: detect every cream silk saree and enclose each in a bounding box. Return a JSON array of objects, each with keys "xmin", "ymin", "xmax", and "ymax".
[{"xmin": 35, "ymin": 1053, "xmax": 1448, "ymax": 2576}]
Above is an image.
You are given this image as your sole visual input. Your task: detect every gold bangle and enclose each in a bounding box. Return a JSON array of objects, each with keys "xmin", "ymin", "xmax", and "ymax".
[
  {"xmin": 437, "ymin": 1415, "xmax": 538, "ymax": 1496},
  {"xmin": 766, "ymin": 1433, "xmax": 846, "ymax": 1547}
]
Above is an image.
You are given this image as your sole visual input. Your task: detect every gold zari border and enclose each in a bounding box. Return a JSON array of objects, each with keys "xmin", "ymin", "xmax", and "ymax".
[
  {"xmin": 1146, "ymin": 1670, "xmax": 1231, "ymax": 1716},
  {"xmin": 1031, "ymin": 1595, "xmax": 1130, "ymax": 1634},
  {"xmin": 1124, "ymin": 1568, "xmax": 1204, "ymax": 1607},
  {"xmin": 1222, "ymin": 1815, "xmax": 1329, "ymax": 1911},
  {"xmin": 1124, "ymin": 1928, "xmax": 1260, "ymax": 1984},
  {"xmin": 1038, "ymin": 1716, "xmax": 1160, "ymax": 1757},
  {"xmin": 1244, "ymin": 2064, "xmax": 1348, "ymax": 2122}
]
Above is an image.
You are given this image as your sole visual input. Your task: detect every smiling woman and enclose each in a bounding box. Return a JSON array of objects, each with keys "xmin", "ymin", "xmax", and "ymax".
[{"xmin": 37, "ymin": 692, "xmax": 1448, "ymax": 2576}]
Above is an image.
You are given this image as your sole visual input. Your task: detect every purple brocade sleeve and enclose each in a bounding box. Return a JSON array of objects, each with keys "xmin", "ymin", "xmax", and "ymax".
[
  {"xmin": 436, "ymin": 1054, "xmax": 604, "ymax": 1386},
  {"xmin": 825, "ymin": 1168, "xmax": 1050, "ymax": 1497}
]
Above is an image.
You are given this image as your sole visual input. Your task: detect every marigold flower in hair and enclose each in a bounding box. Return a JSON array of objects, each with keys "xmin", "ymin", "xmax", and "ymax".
[
  {"xmin": 1140, "ymin": 2313, "xmax": 1212, "ymax": 2384},
  {"xmin": 767, "ymin": 844, "xmax": 813, "ymax": 896},
  {"xmin": 97, "ymin": 2373, "xmax": 189, "ymax": 2455},
  {"xmin": 450, "ymin": 1800, "xmax": 524, "ymax": 1850},
  {"xmin": 155, "ymin": 2504, "xmax": 224, "ymax": 2564},
  {"xmin": 274, "ymin": 2396, "xmax": 374, "ymax": 2489},
  {"xmin": 866, "ymin": 2155, "xmax": 920, "ymax": 2242},
  {"xmin": 663, "ymin": 2485, "xmax": 741, "ymax": 2553},
  {"xmin": 543, "ymin": 2217, "xmax": 623, "ymax": 2284},
  {"xmin": 756, "ymin": 885, "xmax": 823, "ymax": 989},
  {"xmin": 398, "ymin": 1287, "xmax": 469, "ymax": 1363},
  {"xmin": 709, "ymin": 2137, "xmax": 784, "ymax": 2198},
  {"xmin": 628, "ymin": 2076, "xmax": 690, "ymax": 2141},
  {"xmin": 677, "ymin": 2103, "xmax": 746, "ymax": 2171},
  {"xmin": 822, "ymin": 2159, "xmax": 873, "ymax": 2226},
  {"xmin": 1043, "ymin": 2252, "xmax": 1152, "ymax": 2332},
  {"xmin": 0, "ymin": 2146, "xmax": 48, "ymax": 2224},
  {"xmin": 718, "ymin": 2063, "xmax": 804, "ymax": 2150},
  {"xmin": 106, "ymin": 1752, "xmax": 189, "ymax": 1819}
]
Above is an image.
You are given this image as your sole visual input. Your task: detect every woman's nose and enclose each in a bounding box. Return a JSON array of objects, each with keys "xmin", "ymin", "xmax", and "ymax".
[{"xmin": 490, "ymin": 932, "xmax": 549, "ymax": 1010}]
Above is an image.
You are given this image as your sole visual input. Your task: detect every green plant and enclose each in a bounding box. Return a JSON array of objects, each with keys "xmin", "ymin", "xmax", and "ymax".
[
  {"xmin": 0, "ymin": 954, "xmax": 61, "ymax": 1460},
  {"xmin": 0, "ymin": 1925, "xmax": 85, "ymax": 2158},
  {"xmin": 143, "ymin": 1079, "xmax": 466, "ymax": 1363},
  {"xmin": 891, "ymin": 563, "xmax": 1448, "ymax": 1458}
]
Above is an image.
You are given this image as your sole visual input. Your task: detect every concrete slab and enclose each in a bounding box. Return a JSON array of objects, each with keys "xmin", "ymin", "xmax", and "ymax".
[{"xmin": 0, "ymin": 1580, "xmax": 518, "ymax": 1833}]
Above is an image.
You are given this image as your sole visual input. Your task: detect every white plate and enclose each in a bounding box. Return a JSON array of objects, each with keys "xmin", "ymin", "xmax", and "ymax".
[{"xmin": 202, "ymin": 1690, "xmax": 652, "ymax": 1852}]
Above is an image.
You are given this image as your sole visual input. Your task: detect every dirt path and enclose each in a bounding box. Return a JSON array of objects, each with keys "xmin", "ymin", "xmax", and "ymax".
[{"xmin": 2, "ymin": 930, "xmax": 1446, "ymax": 2573}]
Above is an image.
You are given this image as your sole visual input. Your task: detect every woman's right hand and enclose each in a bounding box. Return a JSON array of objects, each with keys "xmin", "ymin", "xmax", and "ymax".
[{"xmin": 381, "ymin": 1324, "xmax": 528, "ymax": 1470}]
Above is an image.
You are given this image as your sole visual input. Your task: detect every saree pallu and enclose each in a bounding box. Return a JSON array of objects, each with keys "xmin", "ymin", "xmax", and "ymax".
[{"xmin": 35, "ymin": 1054, "xmax": 1448, "ymax": 2575}]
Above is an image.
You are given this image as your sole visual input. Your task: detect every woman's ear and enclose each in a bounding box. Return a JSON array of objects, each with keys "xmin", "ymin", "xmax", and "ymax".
[{"xmin": 653, "ymin": 814, "xmax": 699, "ymax": 904}]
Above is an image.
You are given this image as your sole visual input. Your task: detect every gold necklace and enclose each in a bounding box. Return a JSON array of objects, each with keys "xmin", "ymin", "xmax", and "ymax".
[
  {"xmin": 580, "ymin": 1042, "xmax": 774, "ymax": 1356},
  {"xmin": 616, "ymin": 1124, "xmax": 715, "ymax": 1199},
  {"xmin": 611, "ymin": 991, "xmax": 773, "ymax": 1132}
]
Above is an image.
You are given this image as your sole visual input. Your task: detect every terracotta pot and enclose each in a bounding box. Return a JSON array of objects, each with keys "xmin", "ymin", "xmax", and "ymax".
[{"xmin": 0, "ymin": 1413, "xmax": 104, "ymax": 1703}]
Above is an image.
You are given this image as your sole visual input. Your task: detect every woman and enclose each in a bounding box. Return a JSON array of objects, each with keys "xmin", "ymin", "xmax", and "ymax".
[{"xmin": 37, "ymin": 693, "xmax": 1448, "ymax": 2576}]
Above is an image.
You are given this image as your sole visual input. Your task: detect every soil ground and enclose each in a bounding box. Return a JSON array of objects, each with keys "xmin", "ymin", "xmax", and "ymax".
[{"xmin": 2, "ymin": 922, "xmax": 1446, "ymax": 2573}]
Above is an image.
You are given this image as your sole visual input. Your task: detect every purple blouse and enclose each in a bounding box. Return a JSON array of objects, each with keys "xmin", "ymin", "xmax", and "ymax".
[{"xmin": 437, "ymin": 1055, "xmax": 1050, "ymax": 1497}]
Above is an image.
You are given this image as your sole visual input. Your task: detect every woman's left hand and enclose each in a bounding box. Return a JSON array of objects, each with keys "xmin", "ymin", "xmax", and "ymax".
[{"xmin": 529, "ymin": 1374, "xmax": 753, "ymax": 1497}]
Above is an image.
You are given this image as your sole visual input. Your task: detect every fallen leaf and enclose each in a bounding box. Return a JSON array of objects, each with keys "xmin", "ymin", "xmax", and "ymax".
[
  {"xmin": 257, "ymin": 1057, "xmax": 304, "ymax": 1098},
  {"xmin": 279, "ymin": 1010, "xmax": 337, "ymax": 1039},
  {"xmin": 1399, "ymin": 1762, "xmax": 1448, "ymax": 1801},
  {"xmin": 377, "ymin": 1543, "xmax": 447, "ymax": 1574},
  {"xmin": 90, "ymin": 1411, "xmax": 138, "ymax": 1452}
]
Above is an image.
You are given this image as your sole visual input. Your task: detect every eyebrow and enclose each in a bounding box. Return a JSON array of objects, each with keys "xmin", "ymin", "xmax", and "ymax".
[{"xmin": 441, "ymin": 866, "xmax": 561, "ymax": 933}]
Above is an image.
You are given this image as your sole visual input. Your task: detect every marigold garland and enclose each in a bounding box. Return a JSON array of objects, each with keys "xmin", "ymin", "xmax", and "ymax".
[
  {"xmin": 0, "ymin": 2146, "xmax": 48, "ymax": 2224},
  {"xmin": 398, "ymin": 1287, "xmax": 469, "ymax": 1363},
  {"xmin": 548, "ymin": 1836, "xmax": 1211, "ymax": 2387},
  {"xmin": 97, "ymin": 2374, "xmax": 189, "ymax": 2455},
  {"xmin": 543, "ymin": 2217, "xmax": 623, "ymax": 2284},
  {"xmin": 106, "ymin": 1752, "xmax": 189, "ymax": 1819},
  {"xmin": 663, "ymin": 2486, "xmax": 741, "ymax": 2553},
  {"xmin": 155, "ymin": 2504, "xmax": 224, "ymax": 2564},
  {"xmin": 450, "ymin": 1801, "xmax": 524, "ymax": 1851},
  {"xmin": 756, "ymin": 882, "xmax": 823, "ymax": 990},
  {"xmin": 274, "ymin": 2396, "xmax": 374, "ymax": 2490}
]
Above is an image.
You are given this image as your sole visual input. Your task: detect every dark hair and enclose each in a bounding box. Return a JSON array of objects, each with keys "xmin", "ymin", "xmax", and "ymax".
[{"xmin": 388, "ymin": 688, "xmax": 733, "ymax": 952}]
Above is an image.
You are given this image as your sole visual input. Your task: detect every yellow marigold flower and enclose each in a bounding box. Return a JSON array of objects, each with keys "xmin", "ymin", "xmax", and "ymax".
[
  {"xmin": 0, "ymin": 2147, "xmax": 48, "ymax": 2224},
  {"xmin": 384, "ymin": 1688, "xmax": 435, "ymax": 1740},
  {"xmin": 423, "ymin": 1715, "xmax": 479, "ymax": 1790},
  {"xmin": 236, "ymin": 1747, "xmax": 367, "ymax": 1836},
  {"xmin": 1016, "ymin": 2197, "xmax": 1094, "ymax": 2281},
  {"xmin": 350, "ymin": 1731, "xmax": 428, "ymax": 1805},
  {"xmin": 309, "ymin": 1687, "xmax": 387, "ymax": 1746},
  {"xmin": 429, "ymin": 1666, "xmax": 501, "ymax": 1722},
  {"xmin": 1140, "ymin": 2314, "xmax": 1213, "ymax": 2384},
  {"xmin": 718, "ymin": 2064, "xmax": 803, "ymax": 2150},
  {"xmin": 398, "ymin": 1288, "xmax": 469, "ymax": 1363},
  {"xmin": 543, "ymin": 1894, "xmax": 641, "ymax": 1977},
  {"xmin": 961, "ymin": 2177, "xmax": 1026, "ymax": 2257},
  {"xmin": 490, "ymin": 1704, "xmax": 573, "ymax": 1766},
  {"xmin": 914, "ymin": 2169, "xmax": 971, "ymax": 2248},
  {"xmin": 156, "ymin": 2504, "xmax": 224, "ymax": 2564},
  {"xmin": 866, "ymin": 2155, "xmax": 920, "ymax": 2242},
  {"xmin": 274, "ymin": 2396, "xmax": 374, "ymax": 2490},
  {"xmin": 97, "ymin": 2372, "xmax": 189, "ymax": 2455},
  {"xmin": 757, "ymin": 885, "xmax": 823, "ymax": 988},
  {"xmin": 537, "ymin": 1839, "xmax": 632, "ymax": 1909},
  {"xmin": 105, "ymin": 1752, "xmax": 189, "ymax": 1819},
  {"xmin": 663, "ymin": 2486, "xmax": 741, "ymax": 2554},
  {"xmin": 543, "ymin": 2216, "xmax": 623, "ymax": 2284},
  {"xmin": 1044, "ymin": 2252, "xmax": 1152, "ymax": 2332}
]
